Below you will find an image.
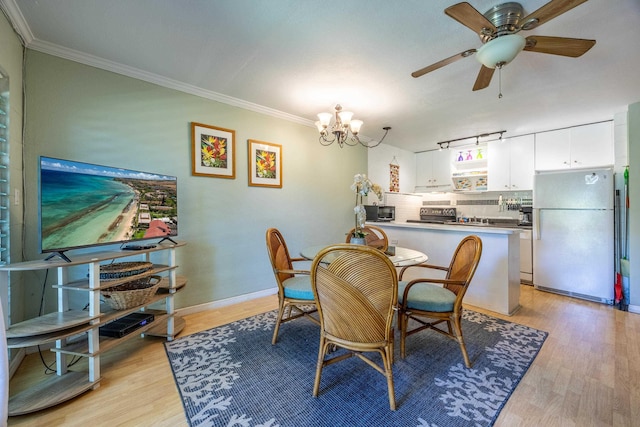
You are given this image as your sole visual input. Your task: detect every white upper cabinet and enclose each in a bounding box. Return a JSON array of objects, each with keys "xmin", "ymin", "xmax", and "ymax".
[
  {"xmin": 415, "ymin": 149, "xmax": 451, "ymax": 189},
  {"xmin": 571, "ymin": 122, "xmax": 614, "ymax": 168},
  {"xmin": 509, "ymin": 135, "xmax": 535, "ymax": 190},
  {"xmin": 431, "ymin": 149, "xmax": 452, "ymax": 187},
  {"xmin": 488, "ymin": 135, "xmax": 534, "ymax": 191},
  {"xmin": 535, "ymin": 122, "xmax": 613, "ymax": 171}
]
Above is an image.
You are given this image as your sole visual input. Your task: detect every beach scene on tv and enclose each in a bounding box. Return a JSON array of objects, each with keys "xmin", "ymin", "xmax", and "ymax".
[{"xmin": 39, "ymin": 157, "xmax": 178, "ymax": 253}]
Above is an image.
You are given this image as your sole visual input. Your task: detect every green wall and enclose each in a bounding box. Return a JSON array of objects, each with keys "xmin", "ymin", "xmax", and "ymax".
[{"xmin": 23, "ymin": 50, "xmax": 367, "ymax": 315}]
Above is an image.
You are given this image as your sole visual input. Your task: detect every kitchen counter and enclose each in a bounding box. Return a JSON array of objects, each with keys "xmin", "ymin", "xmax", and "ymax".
[
  {"xmin": 396, "ymin": 221, "xmax": 525, "ymax": 234},
  {"xmin": 370, "ymin": 221, "xmax": 521, "ymax": 316}
]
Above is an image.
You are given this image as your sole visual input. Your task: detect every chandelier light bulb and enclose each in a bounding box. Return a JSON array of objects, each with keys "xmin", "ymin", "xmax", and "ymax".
[
  {"xmin": 317, "ymin": 112, "xmax": 332, "ymax": 128},
  {"xmin": 338, "ymin": 111, "xmax": 354, "ymax": 127},
  {"xmin": 350, "ymin": 120, "xmax": 363, "ymax": 134}
]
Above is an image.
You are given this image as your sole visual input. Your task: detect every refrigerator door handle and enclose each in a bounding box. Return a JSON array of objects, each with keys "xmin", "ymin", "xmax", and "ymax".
[{"xmin": 533, "ymin": 208, "xmax": 540, "ymax": 240}]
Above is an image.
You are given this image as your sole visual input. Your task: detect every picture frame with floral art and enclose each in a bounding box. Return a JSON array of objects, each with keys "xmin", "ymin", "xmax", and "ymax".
[
  {"xmin": 248, "ymin": 139, "xmax": 282, "ymax": 188},
  {"xmin": 191, "ymin": 122, "xmax": 236, "ymax": 178}
]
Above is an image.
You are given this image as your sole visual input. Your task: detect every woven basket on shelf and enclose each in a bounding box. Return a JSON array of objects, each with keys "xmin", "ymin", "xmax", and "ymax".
[
  {"xmin": 99, "ymin": 261, "xmax": 153, "ymax": 280},
  {"xmin": 101, "ymin": 275, "xmax": 162, "ymax": 310}
]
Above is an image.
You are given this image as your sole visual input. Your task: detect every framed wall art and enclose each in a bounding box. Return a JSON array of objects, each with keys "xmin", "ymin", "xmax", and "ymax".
[
  {"xmin": 191, "ymin": 122, "xmax": 236, "ymax": 178},
  {"xmin": 248, "ymin": 139, "xmax": 282, "ymax": 188},
  {"xmin": 389, "ymin": 157, "xmax": 400, "ymax": 192}
]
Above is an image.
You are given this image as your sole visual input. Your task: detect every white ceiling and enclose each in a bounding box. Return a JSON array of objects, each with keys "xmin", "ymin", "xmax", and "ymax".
[{"xmin": 3, "ymin": 0, "xmax": 640, "ymax": 152}]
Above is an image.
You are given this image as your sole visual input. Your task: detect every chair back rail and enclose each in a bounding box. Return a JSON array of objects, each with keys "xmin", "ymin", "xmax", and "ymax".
[{"xmin": 345, "ymin": 225, "xmax": 389, "ymax": 251}]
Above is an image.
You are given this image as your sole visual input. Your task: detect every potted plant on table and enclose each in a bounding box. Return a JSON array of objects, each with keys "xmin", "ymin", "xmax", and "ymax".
[{"xmin": 350, "ymin": 173, "xmax": 383, "ymax": 244}]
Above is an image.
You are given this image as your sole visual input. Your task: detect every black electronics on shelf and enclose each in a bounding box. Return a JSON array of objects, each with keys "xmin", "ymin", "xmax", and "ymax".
[{"xmin": 99, "ymin": 312, "xmax": 155, "ymax": 338}]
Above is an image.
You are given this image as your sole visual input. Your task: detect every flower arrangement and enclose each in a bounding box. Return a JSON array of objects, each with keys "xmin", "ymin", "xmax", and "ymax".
[{"xmin": 350, "ymin": 174, "xmax": 383, "ymax": 238}]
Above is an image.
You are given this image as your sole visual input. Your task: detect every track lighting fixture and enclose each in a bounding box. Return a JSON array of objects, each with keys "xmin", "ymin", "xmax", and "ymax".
[{"xmin": 436, "ymin": 130, "xmax": 506, "ymax": 151}]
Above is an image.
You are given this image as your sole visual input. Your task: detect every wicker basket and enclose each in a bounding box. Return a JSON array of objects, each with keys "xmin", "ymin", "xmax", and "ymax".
[
  {"xmin": 99, "ymin": 261, "xmax": 153, "ymax": 280},
  {"xmin": 101, "ymin": 275, "xmax": 162, "ymax": 310}
]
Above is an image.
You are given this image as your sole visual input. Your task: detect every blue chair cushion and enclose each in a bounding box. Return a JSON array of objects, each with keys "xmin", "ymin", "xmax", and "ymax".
[
  {"xmin": 283, "ymin": 275, "xmax": 314, "ymax": 300},
  {"xmin": 398, "ymin": 280, "xmax": 456, "ymax": 312}
]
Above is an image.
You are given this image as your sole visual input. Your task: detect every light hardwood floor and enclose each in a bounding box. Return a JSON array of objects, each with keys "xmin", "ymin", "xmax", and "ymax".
[{"xmin": 7, "ymin": 285, "xmax": 640, "ymax": 426}]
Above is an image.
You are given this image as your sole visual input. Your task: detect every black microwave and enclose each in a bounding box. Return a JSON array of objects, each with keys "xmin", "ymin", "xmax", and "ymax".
[{"xmin": 364, "ymin": 205, "xmax": 395, "ymax": 222}]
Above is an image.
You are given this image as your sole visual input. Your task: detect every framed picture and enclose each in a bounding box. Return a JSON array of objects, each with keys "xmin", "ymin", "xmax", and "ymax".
[
  {"xmin": 248, "ymin": 139, "xmax": 282, "ymax": 188},
  {"xmin": 191, "ymin": 122, "xmax": 236, "ymax": 178}
]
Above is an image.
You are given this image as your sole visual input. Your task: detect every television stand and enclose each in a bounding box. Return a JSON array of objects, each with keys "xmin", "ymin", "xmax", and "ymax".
[
  {"xmin": 44, "ymin": 251, "xmax": 72, "ymax": 263},
  {"xmin": 2, "ymin": 241, "xmax": 187, "ymax": 415}
]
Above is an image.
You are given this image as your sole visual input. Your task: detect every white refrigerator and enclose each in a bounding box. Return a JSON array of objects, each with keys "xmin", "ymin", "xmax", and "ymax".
[{"xmin": 533, "ymin": 168, "xmax": 614, "ymax": 303}]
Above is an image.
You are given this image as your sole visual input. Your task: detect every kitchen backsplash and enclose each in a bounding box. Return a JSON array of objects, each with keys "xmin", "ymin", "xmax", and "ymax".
[
  {"xmin": 382, "ymin": 192, "xmax": 423, "ymax": 223},
  {"xmin": 379, "ymin": 190, "xmax": 532, "ymax": 222}
]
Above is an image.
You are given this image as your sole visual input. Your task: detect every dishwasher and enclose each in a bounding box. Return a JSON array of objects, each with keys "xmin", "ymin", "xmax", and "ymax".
[{"xmin": 520, "ymin": 228, "xmax": 533, "ymax": 284}]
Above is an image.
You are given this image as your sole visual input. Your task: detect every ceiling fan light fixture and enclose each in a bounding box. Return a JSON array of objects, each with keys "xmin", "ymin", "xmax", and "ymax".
[{"xmin": 476, "ymin": 34, "xmax": 526, "ymax": 68}]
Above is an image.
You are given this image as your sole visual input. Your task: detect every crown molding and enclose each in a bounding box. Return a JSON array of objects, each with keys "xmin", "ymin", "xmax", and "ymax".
[
  {"xmin": 0, "ymin": 0, "xmax": 34, "ymax": 45},
  {"xmin": 28, "ymin": 39, "xmax": 315, "ymax": 127}
]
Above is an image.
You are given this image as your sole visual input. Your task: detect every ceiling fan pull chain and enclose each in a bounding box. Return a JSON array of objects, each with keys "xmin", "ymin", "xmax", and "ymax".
[{"xmin": 498, "ymin": 64, "xmax": 503, "ymax": 99}]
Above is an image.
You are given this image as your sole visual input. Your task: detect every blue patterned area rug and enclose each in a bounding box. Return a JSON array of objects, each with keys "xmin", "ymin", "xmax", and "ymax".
[{"xmin": 165, "ymin": 310, "xmax": 547, "ymax": 427}]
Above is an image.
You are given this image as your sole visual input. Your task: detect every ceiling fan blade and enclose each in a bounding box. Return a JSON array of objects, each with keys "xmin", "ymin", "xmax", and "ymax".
[
  {"xmin": 524, "ymin": 36, "xmax": 596, "ymax": 57},
  {"xmin": 472, "ymin": 66, "xmax": 495, "ymax": 91},
  {"xmin": 411, "ymin": 49, "xmax": 476, "ymax": 78},
  {"xmin": 445, "ymin": 2, "xmax": 495, "ymax": 35},
  {"xmin": 520, "ymin": 0, "xmax": 588, "ymax": 30}
]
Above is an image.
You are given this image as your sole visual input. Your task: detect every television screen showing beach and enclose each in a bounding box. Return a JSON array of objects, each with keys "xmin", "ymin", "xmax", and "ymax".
[{"xmin": 39, "ymin": 157, "xmax": 178, "ymax": 253}]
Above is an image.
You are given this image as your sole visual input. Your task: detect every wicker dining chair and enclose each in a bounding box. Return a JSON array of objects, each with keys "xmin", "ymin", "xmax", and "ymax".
[
  {"xmin": 311, "ymin": 244, "xmax": 398, "ymax": 410},
  {"xmin": 265, "ymin": 228, "xmax": 319, "ymax": 345},
  {"xmin": 397, "ymin": 235, "xmax": 482, "ymax": 368},
  {"xmin": 344, "ymin": 225, "xmax": 389, "ymax": 251}
]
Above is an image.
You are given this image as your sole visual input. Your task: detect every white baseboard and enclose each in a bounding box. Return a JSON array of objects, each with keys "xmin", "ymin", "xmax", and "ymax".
[
  {"xmin": 628, "ymin": 304, "xmax": 640, "ymax": 314},
  {"xmin": 175, "ymin": 287, "xmax": 278, "ymax": 317}
]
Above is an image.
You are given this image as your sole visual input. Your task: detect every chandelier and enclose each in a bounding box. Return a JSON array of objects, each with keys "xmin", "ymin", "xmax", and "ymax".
[{"xmin": 315, "ymin": 104, "xmax": 391, "ymax": 148}]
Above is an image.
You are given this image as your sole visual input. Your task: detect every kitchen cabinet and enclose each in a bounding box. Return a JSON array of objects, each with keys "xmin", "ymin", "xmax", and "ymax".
[
  {"xmin": 488, "ymin": 135, "xmax": 534, "ymax": 191},
  {"xmin": 415, "ymin": 149, "xmax": 451, "ymax": 190},
  {"xmin": 0, "ymin": 242, "xmax": 186, "ymax": 415},
  {"xmin": 535, "ymin": 121, "xmax": 613, "ymax": 171},
  {"xmin": 450, "ymin": 145, "xmax": 487, "ymax": 192}
]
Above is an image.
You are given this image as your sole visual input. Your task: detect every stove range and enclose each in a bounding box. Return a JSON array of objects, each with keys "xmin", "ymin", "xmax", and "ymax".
[{"xmin": 407, "ymin": 207, "xmax": 457, "ymax": 224}]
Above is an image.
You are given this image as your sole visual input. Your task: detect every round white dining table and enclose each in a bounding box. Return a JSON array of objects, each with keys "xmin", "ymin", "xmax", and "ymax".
[{"xmin": 300, "ymin": 245, "xmax": 427, "ymax": 267}]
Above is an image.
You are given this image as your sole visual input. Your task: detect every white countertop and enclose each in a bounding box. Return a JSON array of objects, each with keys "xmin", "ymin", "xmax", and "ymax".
[{"xmin": 370, "ymin": 221, "xmax": 522, "ymax": 235}]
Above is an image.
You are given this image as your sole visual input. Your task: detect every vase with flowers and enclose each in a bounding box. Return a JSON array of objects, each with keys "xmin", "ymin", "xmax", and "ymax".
[{"xmin": 350, "ymin": 173, "xmax": 383, "ymax": 244}]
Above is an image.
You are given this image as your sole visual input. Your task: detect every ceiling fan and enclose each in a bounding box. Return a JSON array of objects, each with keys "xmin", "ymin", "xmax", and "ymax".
[{"xmin": 412, "ymin": 0, "xmax": 596, "ymax": 93}]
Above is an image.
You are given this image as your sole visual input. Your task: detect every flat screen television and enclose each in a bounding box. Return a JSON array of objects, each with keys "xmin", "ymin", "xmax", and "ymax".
[{"xmin": 39, "ymin": 156, "xmax": 178, "ymax": 262}]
